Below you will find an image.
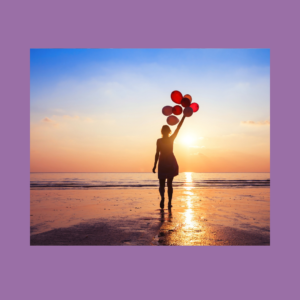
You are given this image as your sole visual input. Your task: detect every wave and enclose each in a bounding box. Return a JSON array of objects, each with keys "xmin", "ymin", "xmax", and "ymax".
[{"xmin": 30, "ymin": 179, "xmax": 270, "ymax": 189}]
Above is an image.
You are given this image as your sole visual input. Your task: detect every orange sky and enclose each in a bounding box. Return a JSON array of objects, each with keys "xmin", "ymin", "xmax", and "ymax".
[
  {"xmin": 30, "ymin": 113, "xmax": 270, "ymax": 172},
  {"xmin": 30, "ymin": 49, "xmax": 270, "ymax": 172}
]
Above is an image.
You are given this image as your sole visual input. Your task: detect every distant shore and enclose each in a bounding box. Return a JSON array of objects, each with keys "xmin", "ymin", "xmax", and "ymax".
[{"xmin": 30, "ymin": 188, "xmax": 270, "ymax": 246}]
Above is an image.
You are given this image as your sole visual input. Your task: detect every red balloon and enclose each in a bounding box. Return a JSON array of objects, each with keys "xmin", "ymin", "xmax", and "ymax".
[
  {"xmin": 190, "ymin": 103, "xmax": 199, "ymax": 112},
  {"xmin": 171, "ymin": 90, "xmax": 183, "ymax": 104},
  {"xmin": 167, "ymin": 115, "xmax": 179, "ymax": 126},
  {"xmin": 172, "ymin": 105, "xmax": 182, "ymax": 115},
  {"xmin": 183, "ymin": 94, "xmax": 192, "ymax": 102},
  {"xmin": 181, "ymin": 97, "xmax": 191, "ymax": 107},
  {"xmin": 162, "ymin": 106, "xmax": 173, "ymax": 116},
  {"xmin": 183, "ymin": 107, "xmax": 193, "ymax": 117}
]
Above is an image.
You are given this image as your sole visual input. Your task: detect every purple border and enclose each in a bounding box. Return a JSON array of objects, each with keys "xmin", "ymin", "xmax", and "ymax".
[{"xmin": 1, "ymin": 1, "xmax": 298, "ymax": 299}]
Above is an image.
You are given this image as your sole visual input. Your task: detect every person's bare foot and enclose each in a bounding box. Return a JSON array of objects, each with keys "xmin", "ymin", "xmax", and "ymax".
[{"xmin": 160, "ymin": 199, "xmax": 165, "ymax": 209}]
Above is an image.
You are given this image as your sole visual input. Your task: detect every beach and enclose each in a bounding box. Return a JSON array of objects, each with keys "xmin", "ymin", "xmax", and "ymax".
[{"xmin": 30, "ymin": 186, "xmax": 270, "ymax": 246}]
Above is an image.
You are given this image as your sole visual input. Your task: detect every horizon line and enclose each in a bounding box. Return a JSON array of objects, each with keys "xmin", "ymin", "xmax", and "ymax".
[{"xmin": 30, "ymin": 171, "xmax": 270, "ymax": 173}]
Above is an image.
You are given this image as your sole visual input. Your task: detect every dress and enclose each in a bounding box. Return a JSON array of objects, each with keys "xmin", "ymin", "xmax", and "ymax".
[{"xmin": 157, "ymin": 136, "xmax": 179, "ymax": 179}]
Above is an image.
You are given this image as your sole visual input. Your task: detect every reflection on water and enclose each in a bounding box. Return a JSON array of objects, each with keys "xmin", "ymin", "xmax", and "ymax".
[
  {"xmin": 159, "ymin": 208, "xmax": 173, "ymax": 224},
  {"xmin": 183, "ymin": 172, "xmax": 197, "ymax": 230},
  {"xmin": 184, "ymin": 191, "xmax": 194, "ymax": 196},
  {"xmin": 156, "ymin": 171, "xmax": 270, "ymax": 246},
  {"xmin": 185, "ymin": 172, "xmax": 193, "ymax": 183},
  {"xmin": 184, "ymin": 209, "xmax": 194, "ymax": 228},
  {"xmin": 157, "ymin": 172, "xmax": 202, "ymax": 245},
  {"xmin": 184, "ymin": 172, "xmax": 194, "ymax": 189}
]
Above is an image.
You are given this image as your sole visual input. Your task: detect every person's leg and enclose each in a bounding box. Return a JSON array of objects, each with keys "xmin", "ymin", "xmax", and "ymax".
[
  {"xmin": 167, "ymin": 177, "xmax": 174, "ymax": 208},
  {"xmin": 159, "ymin": 178, "xmax": 166, "ymax": 208}
]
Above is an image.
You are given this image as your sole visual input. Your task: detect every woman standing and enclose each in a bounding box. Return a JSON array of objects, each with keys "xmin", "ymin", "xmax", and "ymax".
[{"xmin": 152, "ymin": 116, "xmax": 186, "ymax": 209}]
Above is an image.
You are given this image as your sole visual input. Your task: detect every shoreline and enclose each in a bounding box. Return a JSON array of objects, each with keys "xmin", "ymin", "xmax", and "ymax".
[{"xmin": 31, "ymin": 188, "xmax": 270, "ymax": 246}]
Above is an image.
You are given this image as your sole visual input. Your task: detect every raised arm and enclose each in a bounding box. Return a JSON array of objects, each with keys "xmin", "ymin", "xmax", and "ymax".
[
  {"xmin": 152, "ymin": 140, "xmax": 160, "ymax": 173},
  {"xmin": 171, "ymin": 115, "xmax": 186, "ymax": 140}
]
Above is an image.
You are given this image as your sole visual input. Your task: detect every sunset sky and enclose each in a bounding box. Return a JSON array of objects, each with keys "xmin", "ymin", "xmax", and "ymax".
[{"xmin": 30, "ymin": 49, "xmax": 270, "ymax": 172}]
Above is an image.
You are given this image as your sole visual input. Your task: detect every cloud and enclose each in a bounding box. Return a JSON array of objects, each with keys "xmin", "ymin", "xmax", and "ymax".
[
  {"xmin": 39, "ymin": 114, "xmax": 102, "ymax": 127},
  {"xmin": 62, "ymin": 115, "xmax": 80, "ymax": 120},
  {"xmin": 241, "ymin": 120, "xmax": 270, "ymax": 126},
  {"xmin": 41, "ymin": 117, "xmax": 59, "ymax": 128},
  {"xmin": 43, "ymin": 117, "xmax": 53, "ymax": 122}
]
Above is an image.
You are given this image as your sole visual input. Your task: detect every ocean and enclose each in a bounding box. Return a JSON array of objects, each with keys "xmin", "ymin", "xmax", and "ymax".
[{"xmin": 30, "ymin": 172, "xmax": 270, "ymax": 189}]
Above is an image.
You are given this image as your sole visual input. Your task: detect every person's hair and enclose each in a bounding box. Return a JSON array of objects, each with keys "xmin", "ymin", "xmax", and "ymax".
[{"xmin": 161, "ymin": 125, "xmax": 172, "ymax": 137}]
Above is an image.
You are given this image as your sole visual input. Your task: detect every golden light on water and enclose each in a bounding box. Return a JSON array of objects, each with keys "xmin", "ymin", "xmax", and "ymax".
[
  {"xmin": 184, "ymin": 191, "xmax": 193, "ymax": 196},
  {"xmin": 186, "ymin": 196, "xmax": 192, "ymax": 209},
  {"xmin": 185, "ymin": 172, "xmax": 193, "ymax": 183},
  {"xmin": 185, "ymin": 208, "xmax": 193, "ymax": 227},
  {"xmin": 183, "ymin": 172, "xmax": 196, "ymax": 229}
]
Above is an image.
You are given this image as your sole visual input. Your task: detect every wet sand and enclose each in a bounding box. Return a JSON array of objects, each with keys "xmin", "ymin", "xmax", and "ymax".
[{"xmin": 30, "ymin": 188, "xmax": 270, "ymax": 246}]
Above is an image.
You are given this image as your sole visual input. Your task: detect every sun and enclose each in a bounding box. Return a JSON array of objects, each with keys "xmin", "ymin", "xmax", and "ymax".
[{"xmin": 182, "ymin": 135, "xmax": 195, "ymax": 146}]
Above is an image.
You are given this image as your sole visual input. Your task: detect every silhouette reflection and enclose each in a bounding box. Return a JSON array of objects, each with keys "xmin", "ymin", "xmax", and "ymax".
[
  {"xmin": 160, "ymin": 208, "xmax": 165, "ymax": 223},
  {"xmin": 157, "ymin": 172, "xmax": 205, "ymax": 245},
  {"xmin": 159, "ymin": 207, "xmax": 173, "ymax": 224}
]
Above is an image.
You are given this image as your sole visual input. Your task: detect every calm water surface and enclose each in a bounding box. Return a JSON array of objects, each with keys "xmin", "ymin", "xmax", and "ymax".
[{"xmin": 30, "ymin": 173, "xmax": 270, "ymax": 189}]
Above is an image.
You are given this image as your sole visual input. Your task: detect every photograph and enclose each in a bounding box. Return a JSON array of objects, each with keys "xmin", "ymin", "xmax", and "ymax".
[
  {"xmin": 2, "ymin": 0, "xmax": 299, "ymax": 299},
  {"xmin": 30, "ymin": 48, "xmax": 270, "ymax": 246}
]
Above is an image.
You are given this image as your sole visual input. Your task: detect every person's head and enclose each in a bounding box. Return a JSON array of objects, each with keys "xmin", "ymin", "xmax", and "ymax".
[{"xmin": 161, "ymin": 125, "xmax": 171, "ymax": 137}]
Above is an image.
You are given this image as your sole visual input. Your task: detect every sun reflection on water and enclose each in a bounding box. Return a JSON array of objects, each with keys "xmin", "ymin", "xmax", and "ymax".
[
  {"xmin": 185, "ymin": 172, "xmax": 193, "ymax": 183},
  {"xmin": 183, "ymin": 172, "xmax": 196, "ymax": 229},
  {"xmin": 184, "ymin": 208, "xmax": 195, "ymax": 229}
]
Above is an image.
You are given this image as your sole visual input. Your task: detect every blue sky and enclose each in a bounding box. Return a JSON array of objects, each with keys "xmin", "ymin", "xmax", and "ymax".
[
  {"xmin": 31, "ymin": 48, "xmax": 269, "ymax": 87},
  {"xmin": 30, "ymin": 49, "xmax": 270, "ymax": 172}
]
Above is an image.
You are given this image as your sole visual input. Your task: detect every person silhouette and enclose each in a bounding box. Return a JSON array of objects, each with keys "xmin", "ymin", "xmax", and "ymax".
[{"xmin": 152, "ymin": 116, "xmax": 186, "ymax": 209}]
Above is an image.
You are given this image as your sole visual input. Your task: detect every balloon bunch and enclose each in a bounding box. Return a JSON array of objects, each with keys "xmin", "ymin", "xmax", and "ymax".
[{"xmin": 162, "ymin": 90, "xmax": 199, "ymax": 126}]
